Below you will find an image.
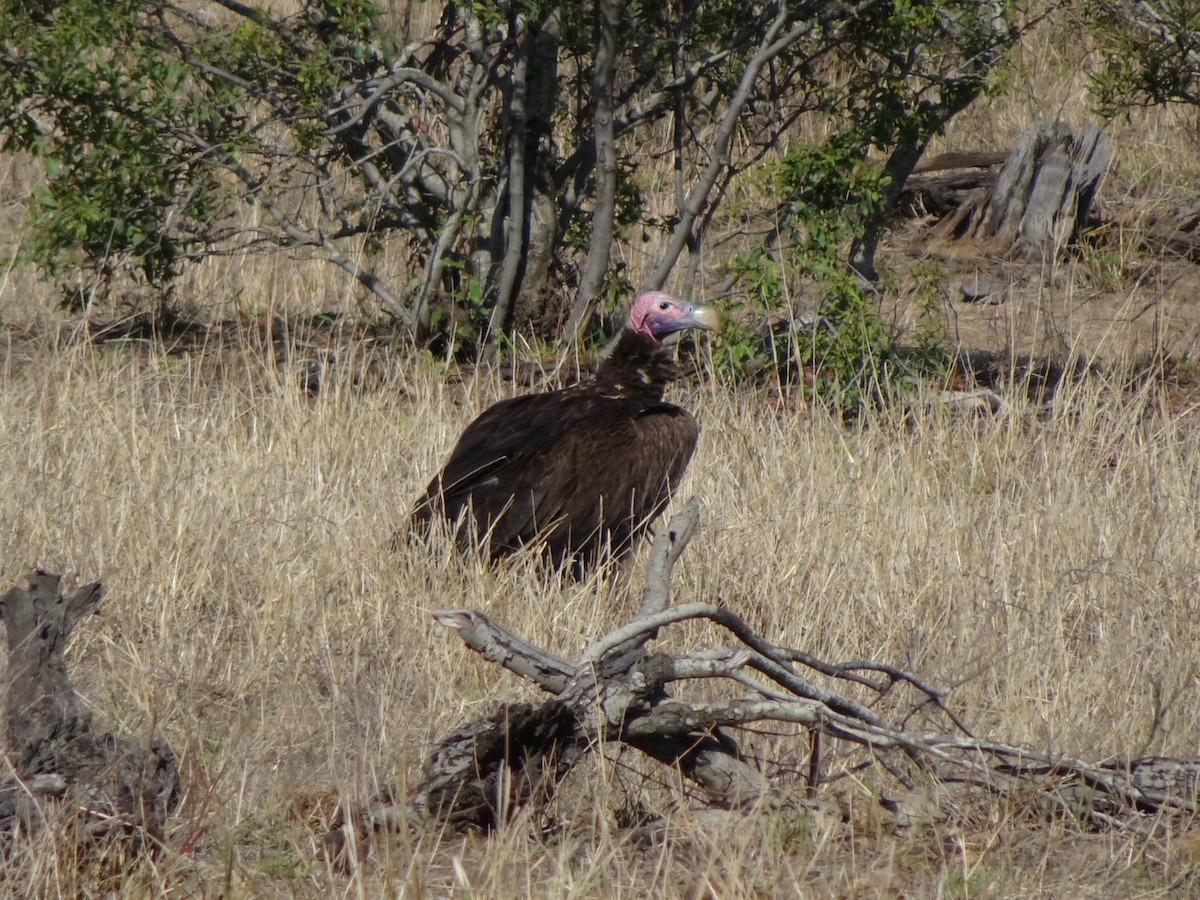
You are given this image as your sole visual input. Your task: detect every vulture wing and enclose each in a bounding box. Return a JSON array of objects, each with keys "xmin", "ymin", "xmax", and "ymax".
[{"xmin": 412, "ymin": 392, "xmax": 699, "ymax": 564}]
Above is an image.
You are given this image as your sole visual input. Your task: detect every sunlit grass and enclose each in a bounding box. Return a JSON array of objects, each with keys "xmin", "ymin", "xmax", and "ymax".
[
  {"xmin": 1, "ymin": 7, "xmax": 1200, "ymax": 896},
  {"xmin": 0, "ymin": 323, "xmax": 1198, "ymax": 895}
]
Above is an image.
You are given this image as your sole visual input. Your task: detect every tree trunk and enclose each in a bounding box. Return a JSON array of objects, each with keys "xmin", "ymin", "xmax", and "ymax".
[
  {"xmin": 492, "ymin": 11, "xmax": 563, "ymax": 340},
  {"xmin": 850, "ymin": 138, "xmax": 929, "ymax": 282},
  {"xmin": 564, "ymin": 0, "xmax": 628, "ymax": 341}
]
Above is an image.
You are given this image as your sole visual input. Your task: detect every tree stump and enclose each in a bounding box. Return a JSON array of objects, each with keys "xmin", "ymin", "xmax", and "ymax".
[
  {"xmin": 930, "ymin": 120, "xmax": 1112, "ymax": 259},
  {"xmin": 0, "ymin": 570, "xmax": 179, "ymax": 853}
]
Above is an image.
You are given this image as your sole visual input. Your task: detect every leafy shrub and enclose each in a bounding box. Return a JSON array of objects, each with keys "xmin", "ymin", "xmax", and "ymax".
[{"xmin": 717, "ymin": 136, "xmax": 956, "ymax": 418}]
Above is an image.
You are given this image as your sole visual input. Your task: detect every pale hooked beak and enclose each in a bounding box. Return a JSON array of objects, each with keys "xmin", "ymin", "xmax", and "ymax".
[{"xmin": 684, "ymin": 303, "xmax": 720, "ymax": 332}]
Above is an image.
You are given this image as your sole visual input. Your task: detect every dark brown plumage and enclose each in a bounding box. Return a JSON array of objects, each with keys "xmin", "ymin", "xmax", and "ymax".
[{"xmin": 411, "ymin": 291, "xmax": 718, "ymax": 567}]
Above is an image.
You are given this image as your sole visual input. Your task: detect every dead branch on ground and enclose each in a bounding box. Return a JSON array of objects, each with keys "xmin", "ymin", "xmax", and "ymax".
[{"xmin": 327, "ymin": 500, "xmax": 1200, "ymax": 864}]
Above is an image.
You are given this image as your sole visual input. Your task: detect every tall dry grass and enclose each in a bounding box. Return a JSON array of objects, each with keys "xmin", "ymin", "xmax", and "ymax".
[
  {"xmin": 1, "ymin": 6, "xmax": 1199, "ymax": 897},
  {"xmin": 1, "ymin": 323, "xmax": 1198, "ymax": 896}
]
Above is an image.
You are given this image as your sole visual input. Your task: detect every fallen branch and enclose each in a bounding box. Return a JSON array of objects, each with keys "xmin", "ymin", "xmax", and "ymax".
[{"xmin": 328, "ymin": 499, "xmax": 1200, "ymax": 865}]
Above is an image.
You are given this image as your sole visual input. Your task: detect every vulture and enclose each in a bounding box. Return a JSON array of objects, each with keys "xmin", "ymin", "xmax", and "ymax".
[{"xmin": 411, "ymin": 291, "xmax": 718, "ymax": 567}]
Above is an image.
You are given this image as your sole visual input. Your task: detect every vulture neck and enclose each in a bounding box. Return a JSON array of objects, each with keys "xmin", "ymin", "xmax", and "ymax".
[{"xmin": 590, "ymin": 330, "xmax": 681, "ymax": 401}]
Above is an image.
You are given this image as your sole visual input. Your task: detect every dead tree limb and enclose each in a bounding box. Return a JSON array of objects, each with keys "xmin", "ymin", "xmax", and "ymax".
[
  {"xmin": 0, "ymin": 570, "xmax": 179, "ymax": 853},
  {"xmin": 329, "ymin": 498, "xmax": 1200, "ymax": 865}
]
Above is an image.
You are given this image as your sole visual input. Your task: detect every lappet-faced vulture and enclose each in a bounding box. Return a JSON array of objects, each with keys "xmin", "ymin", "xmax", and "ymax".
[{"xmin": 411, "ymin": 291, "xmax": 718, "ymax": 567}]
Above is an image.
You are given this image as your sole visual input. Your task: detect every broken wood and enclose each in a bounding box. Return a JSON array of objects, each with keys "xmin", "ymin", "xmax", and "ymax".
[
  {"xmin": 912, "ymin": 150, "xmax": 1010, "ymax": 174},
  {"xmin": 0, "ymin": 570, "xmax": 179, "ymax": 853},
  {"xmin": 328, "ymin": 500, "xmax": 1200, "ymax": 865},
  {"xmin": 900, "ymin": 151, "xmax": 1010, "ymax": 219},
  {"xmin": 930, "ymin": 120, "xmax": 1112, "ymax": 259},
  {"xmin": 901, "ymin": 168, "xmax": 998, "ymax": 218}
]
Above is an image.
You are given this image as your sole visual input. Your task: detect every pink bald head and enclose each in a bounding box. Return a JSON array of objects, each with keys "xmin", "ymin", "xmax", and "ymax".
[{"xmin": 626, "ymin": 291, "xmax": 719, "ymax": 341}]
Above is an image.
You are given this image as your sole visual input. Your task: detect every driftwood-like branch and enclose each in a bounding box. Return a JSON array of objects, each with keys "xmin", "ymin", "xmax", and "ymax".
[
  {"xmin": 428, "ymin": 609, "xmax": 575, "ymax": 694},
  {"xmin": 0, "ymin": 570, "xmax": 179, "ymax": 853},
  {"xmin": 328, "ymin": 499, "xmax": 1200, "ymax": 866}
]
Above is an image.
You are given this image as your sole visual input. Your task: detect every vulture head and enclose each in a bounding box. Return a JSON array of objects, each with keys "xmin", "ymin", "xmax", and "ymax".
[{"xmin": 626, "ymin": 291, "xmax": 720, "ymax": 342}]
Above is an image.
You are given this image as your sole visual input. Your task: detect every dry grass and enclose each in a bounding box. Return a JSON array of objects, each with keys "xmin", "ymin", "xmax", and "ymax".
[
  {"xmin": 1, "ymin": 322, "xmax": 1199, "ymax": 897},
  {"xmin": 2, "ymin": 8, "xmax": 1200, "ymax": 898}
]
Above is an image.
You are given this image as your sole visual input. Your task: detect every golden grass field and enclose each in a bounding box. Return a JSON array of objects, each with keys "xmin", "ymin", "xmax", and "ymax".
[
  {"xmin": 3, "ymin": 12, "xmax": 1200, "ymax": 900},
  {"xmin": 4, "ymin": 315, "xmax": 1200, "ymax": 897}
]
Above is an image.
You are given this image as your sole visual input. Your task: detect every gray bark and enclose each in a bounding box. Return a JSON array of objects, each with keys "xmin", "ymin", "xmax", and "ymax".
[
  {"xmin": 0, "ymin": 571, "xmax": 179, "ymax": 851},
  {"xmin": 564, "ymin": 0, "xmax": 628, "ymax": 341},
  {"xmin": 489, "ymin": 14, "xmax": 532, "ymax": 339},
  {"xmin": 850, "ymin": 138, "xmax": 929, "ymax": 282},
  {"xmin": 930, "ymin": 120, "xmax": 1112, "ymax": 259},
  {"xmin": 486, "ymin": 12, "xmax": 563, "ymax": 339}
]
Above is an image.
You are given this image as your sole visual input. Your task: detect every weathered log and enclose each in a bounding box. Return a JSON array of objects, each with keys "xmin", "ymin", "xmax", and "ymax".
[
  {"xmin": 912, "ymin": 150, "xmax": 1010, "ymax": 174},
  {"xmin": 0, "ymin": 570, "xmax": 179, "ymax": 852},
  {"xmin": 930, "ymin": 120, "xmax": 1112, "ymax": 259},
  {"xmin": 901, "ymin": 169, "xmax": 998, "ymax": 218},
  {"xmin": 410, "ymin": 701, "xmax": 587, "ymax": 831},
  {"xmin": 900, "ymin": 151, "xmax": 1009, "ymax": 219}
]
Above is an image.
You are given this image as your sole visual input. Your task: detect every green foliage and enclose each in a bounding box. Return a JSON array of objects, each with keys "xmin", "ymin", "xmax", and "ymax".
[
  {"xmin": 713, "ymin": 247, "xmax": 784, "ymax": 382},
  {"xmin": 0, "ymin": 1, "xmax": 205, "ymax": 297},
  {"xmin": 722, "ymin": 137, "xmax": 958, "ymax": 416},
  {"xmin": 943, "ymin": 867, "xmax": 990, "ymax": 899},
  {"xmin": 254, "ymin": 823, "xmax": 306, "ymax": 879},
  {"xmin": 0, "ymin": 0, "xmax": 380, "ymax": 313},
  {"xmin": 703, "ymin": 2, "xmax": 1017, "ymax": 409},
  {"xmin": 765, "ymin": 137, "xmax": 905, "ymax": 416},
  {"xmin": 1088, "ymin": 1, "xmax": 1200, "ymax": 115},
  {"xmin": 906, "ymin": 259, "xmax": 953, "ymax": 383},
  {"xmin": 795, "ymin": 277, "xmax": 903, "ymax": 417},
  {"xmin": 0, "ymin": 0, "xmax": 1024, "ymax": 346},
  {"xmin": 767, "ymin": 135, "xmax": 887, "ymax": 257},
  {"xmin": 831, "ymin": 0, "xmax": 1017, "ymax": 148},
  {"xmin": 426, "ymin": 255, "xmax": 492, "ymax": 357}
]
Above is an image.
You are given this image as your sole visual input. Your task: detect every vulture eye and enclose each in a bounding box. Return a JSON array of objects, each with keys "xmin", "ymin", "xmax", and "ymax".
[{"xmin": 658, "ymin": 301, "xmax": 670, "ymax": 310}]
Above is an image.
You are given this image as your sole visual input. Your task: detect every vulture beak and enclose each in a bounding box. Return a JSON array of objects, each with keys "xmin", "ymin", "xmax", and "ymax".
[
  {"xmin": 635, "ymin": 292, "xmax": 720, "ymax": 340},
  {"xmin": 686, "ymin": 304, "xmax": 720, "ymax": 333},
  {"xmin": 656, "ymin": 302, "xmax": 719, "ymax": 345},
  {"xmin": 652, "ymin": 303, "xmax": 715, "ymax": 345}
]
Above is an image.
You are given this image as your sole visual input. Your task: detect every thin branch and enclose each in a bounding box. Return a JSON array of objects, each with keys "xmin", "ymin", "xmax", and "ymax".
[
  {"xmin": 325, "ymin": 68, "xmax": 467, "ymax": 134},
  {"xmin": 182, "ymin": 133, "xmax": 413, "ymax": 325},
  {"xmin": 429, "ymin": 609, "xmax": 575, "ymax": 693},
  {"xmin": 413, "ymin": 496, "xmax": 1200, "ymax": 838}
]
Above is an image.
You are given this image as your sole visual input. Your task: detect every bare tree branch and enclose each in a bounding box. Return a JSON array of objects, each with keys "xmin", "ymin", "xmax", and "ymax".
[
  {"xmin": 564, "ymin": 0, "xmax": 628, "ymax": 341},
  {"xmin": 401, "ymin": 498, "xmax": 1200, "ymax": 844}
]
